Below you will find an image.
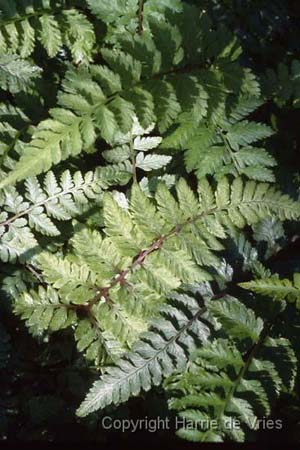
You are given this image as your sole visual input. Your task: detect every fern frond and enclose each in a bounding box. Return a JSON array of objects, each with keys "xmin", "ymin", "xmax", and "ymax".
[
  {"xmin": 262, "ymin": 59, "xmax": 300, "ymax": 108},
  {"xmin": 77, "ymin": 292, "xmax": 211, "ymax": 416},
  {"xmin": 87, "ymin": 0, "xmax": 182, "ymax": 43},
  {"xmin": 0, "ymin": 166, "xmax": 130, "ymax": 262},
  {"xmin": 165, "ymin": 297, "xmax": 297, "ymax": 442},
  {"xmin": 37, "ymin": 253, "xmax": 99, "ymax": 304},
  {"xmin": 0, "ymin": 103, "xmax": 29, "ymax": 169},
  {"xmin": 14, "ymin": 285, "xmax": 77, "ymax": 336},
  {"xmin": 164, "ymin": 95, "xmax": 275, "ymax": 182},
  {"xmin": 209, "ymin": 296, "xmax": 264, "ymax": 342},
  {"xmin": 252, "ymin": 217, "xmax": 285, "ymax": 259},
  {"xmin": 0, "ymin": 2, "xmax": 95, "ymax": 63},
  {"xmin": 240, "ymin": 273, "xmax": 300, "ymax": 307},
  {"xmin": 229, "ymin": 97, "xmax": 264, "ymax": 123},
  {"xmin": 74, "ymin": 317, "xmax": 124, "ymax": 365},
  {"xmin": 226, "ymin": 231, "xmax": 272, "ymax": 278},
  {"xmin": 1, "ymin": 2, "xmax": 299, "ymax": 442},
  {"xmin": 19, "ymin": 176, "xmax": 296, "ymax": 416},
  {"xmin": 0, "ymin": 55, "xmax": 41, "ymax": 93},
  {"xmin": 103, "ymin": 116, "xmax": 171, "ymax": 174},
  {"xmin": 70, "ymin": 227, "xmax": 125, "ymax": 283},
  {"xmin": 0, "ymin": 7, "xmax": 262, "ymax": 186},
  {"xmin": 14, "ymin": 175, "xmax": 299, "ymax": 317},
  {"xmin": 86, "ymin": 0, "xmax": 131, "ymax": 24},
  {"xmin": 0, "ymin": 63, "xmax": 168, "ymax": 186}
]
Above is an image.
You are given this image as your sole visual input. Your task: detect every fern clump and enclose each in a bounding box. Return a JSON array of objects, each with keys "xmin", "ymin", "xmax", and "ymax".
[
  {"xmin": 1, "ymin": 0, "xmax": 300, "ymax": 444},
  {"xmin": 12, "ymin": 176, "xmax": 299, "ymax": 374}
]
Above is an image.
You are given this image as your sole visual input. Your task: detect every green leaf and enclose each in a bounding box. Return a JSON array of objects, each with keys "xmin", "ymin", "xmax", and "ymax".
[
  {"xmin": 39, "ymin": 15, "xmax": 62, "ymax": 57},
  {"xmin": 208, "ymin": 296, "xmax": 264, "ymax": 342},
  {"xmin": 0, "ymin": 55, "xmax": 41, "ymax": 93},
  {"xmin": 136, "ymin": 153, "xmax": 172, "ymax": 171},
  {"xmin": 240, "ymin": 273, "xmax": 300, "ymax": 307},
  {"xmin": 77, "ymin": 293, "xmax": 211, "ymax": 416}
]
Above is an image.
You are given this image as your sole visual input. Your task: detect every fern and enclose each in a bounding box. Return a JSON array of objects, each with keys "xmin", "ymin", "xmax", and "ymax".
[
  {"xmin": 252, "ymin": 217, "xmax": 285, "ymax": 259},
  {"xmin": 13, "ymin": 175, "xmax": 300, "ymax": 333},
  {"xmin": 87, "ymin": 0, "xmax": 182, "ymax": 42},
  {"xmin": 240, "ymin": 273, "xmax": 300, "ymax": 308},
  {"xmin": 88, "ymin": 176, "xmax": 299, "ymax": 293},
  {"xmin": 0, "ymin": 6, "xmax": 261, "ymax": 187},
  {"xmin": 162, "ymin": 95, "xmax": 276, "ymax": 181},
  {"xmin": 0, "ymin": 1, "xmax": 299, "ymax": 442},
  {"xmin": 16, "ymin": 176, "xmax": 295, "ymax": 415},
  {"xmin": 0, "ymin": 1, "xmax": 95, "ymax": 63},
  {"xmin": 165, "ymin": 296, "xmax": 297, "ymax": 442},
  {"xmin": 0, "ymin": 54, "xmax": 41, "ymax": 93},
  {"xmin": 0, "ymin": 103, "xmax": 30, "ymax": 170},
  {"xmin": 225, "ymin": 231, "xmax": 272, "ymax": 279},
  {"xmin": 0, "ymin": 165, "xmax": 131, "ymax": 262},
  {"xmin": 77, "ymin": 291, "xmax": 212, "ymax": 416},
  {"xmin": 14, "ymin": 285, "xmax": 77, "ymax": 336},
  {"xmin": 262, "ymin": 59, "xmax": 300, "ymax": 108},
  {"xmin": 103, "ymin": 117, "xmax": 171, "ymax": 177},
  {"xmin": 0, "ymin": 64, "xmax": 170, "ymax": 186}
]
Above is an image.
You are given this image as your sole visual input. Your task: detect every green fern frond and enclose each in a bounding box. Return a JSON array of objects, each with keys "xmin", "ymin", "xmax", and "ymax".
[
  {"xmin": 87, "ymin": 0, "xmax": 182, "ymax": 43},
  {"xmin": 74, "ymin": 317, "xmax": 124, "ymax": 365},
  {"xmin": 240, "ymin": 273, "xmax": 300, "ymax": 307},
  {"xmin": 17, "ymin": 174, "xmax": 297, "ymax": 377},
  {"xmin": 209, "ymin": 296, "xmax": 264, "ymax": 342},
  {"xmin": 0, "ymin": 8, "xmax": 262, "ymax": 187},
  {"xmin": 37, "ymin": 253, "xmax": 99, "ymax": 304},
  {"xmin": 229, "ymin": 97, "xmax": 264, "ymax": 123},
  {"xmin": 165, "ymin": 296, "xmax": 297, "ymax": 442},
  {"xmin": 0, "ymin": 2, "xmax": 299, "ymax": 442},
  {"xmin": 226, "ymin": 231, "xmax": 272, "ymax": 278},
  {"xmin": 0, "ymin": 166, "xmax": 130, "ymax": 262},
  {"xmin": 170, "ymin": 97, "xmax": 276, "ymax": 182},
  {"xmin": 103, "ymin": 116, "xmax": 171, "ymax": 174},
  {"xmin": 19, "ymin": 176, "xmax": 296, "ymax": 416},
  {"xmin": 0, "ymin": 103, "xmax": 30, "ymax": 169},
  {"xmin": 0, "ymin": 54, "xmax": 41, "ymax": 93},
  {"xmin": 262, "ymin": 59, "xmax": 300, "ymax": 108},
  {"xmin": 77, "ymin": 292, "xmax": 211, "ymax": 416},
  {"xmin": 0, "ymin": 61, "xmax": 169, "ymax": 186},
  {"xmin": 13, "ymin": 285, "xmax": 77, "ymax": 336},
  {"xmin": 0, "ymin": 1, "xmax": 95, "ymax": 63},
  {"xmin": 19, "ymin": 253, "xmax": 151, "ymax": 363},
  {"xmin": 43, "ymin": 176, "xmax": 299, "ymax": 299}
]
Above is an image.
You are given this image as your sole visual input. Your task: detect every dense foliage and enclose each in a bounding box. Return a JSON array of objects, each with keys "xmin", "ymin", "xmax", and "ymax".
[{"xmin": 1, "ymin": 0, "xmax": 300, "ymax": 444}]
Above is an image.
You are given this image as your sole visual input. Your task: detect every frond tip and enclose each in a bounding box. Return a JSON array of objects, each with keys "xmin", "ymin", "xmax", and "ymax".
[{"xmin": 240, "ymin": 273, "xmax": 300, "ymax": 308}]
